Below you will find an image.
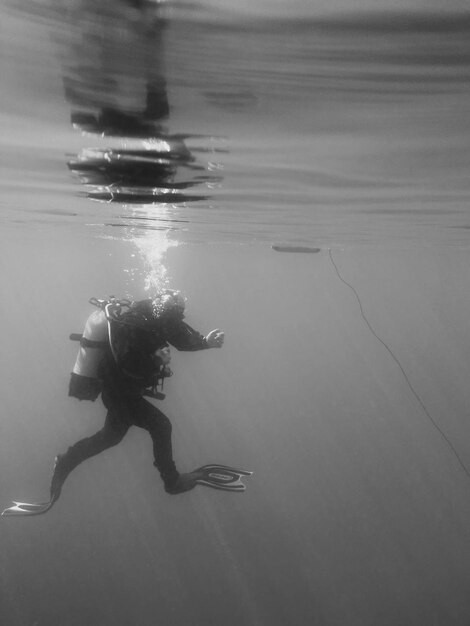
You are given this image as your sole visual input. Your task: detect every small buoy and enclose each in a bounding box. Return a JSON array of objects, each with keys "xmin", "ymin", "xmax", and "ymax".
[{"xmin": 272, "ymin": 245, "xmax": 321, "ymax": 254}]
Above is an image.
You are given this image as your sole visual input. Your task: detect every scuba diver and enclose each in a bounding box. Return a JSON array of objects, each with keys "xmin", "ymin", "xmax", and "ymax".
[{"xmin": 2, "ymin": 290, "xmax": 251, "ymax": 517}]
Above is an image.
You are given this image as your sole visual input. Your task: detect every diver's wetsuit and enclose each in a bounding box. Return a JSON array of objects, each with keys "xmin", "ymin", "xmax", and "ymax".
[{"xmin": 60, "ymin": 308, "xmax": 209, "ymax": 494}]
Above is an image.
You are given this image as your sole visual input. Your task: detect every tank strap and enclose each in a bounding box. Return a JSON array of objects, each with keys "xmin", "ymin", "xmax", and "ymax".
[{"xmin": 69, "ymin": 334, "xmax": 107, "ymax": 349}]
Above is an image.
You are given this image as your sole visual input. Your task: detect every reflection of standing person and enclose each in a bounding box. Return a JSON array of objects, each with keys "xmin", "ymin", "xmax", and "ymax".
[
  {"xmin": 60, "ymin": 0, "xmax": 169, "ymax": 135},
  {"xmin": 53, "ymin": 290, "xmax": 226, "ymax": 499}
]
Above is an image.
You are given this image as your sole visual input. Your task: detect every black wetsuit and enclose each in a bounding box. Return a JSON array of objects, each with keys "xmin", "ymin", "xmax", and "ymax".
[{"xmin": 63, "ymin": 308, "xmax": 209, "ymax": 492}]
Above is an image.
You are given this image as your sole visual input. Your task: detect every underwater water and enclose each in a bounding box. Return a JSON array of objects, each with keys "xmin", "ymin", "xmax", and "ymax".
[{"xmin": 2, "ymin": 1, "xmax": 470, "ymax": 625}]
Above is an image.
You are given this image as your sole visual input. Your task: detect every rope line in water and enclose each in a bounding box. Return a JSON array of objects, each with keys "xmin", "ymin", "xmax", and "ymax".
[{"xmin": 328, "ymin": 248, "xmax": 470, "ymax": 481}]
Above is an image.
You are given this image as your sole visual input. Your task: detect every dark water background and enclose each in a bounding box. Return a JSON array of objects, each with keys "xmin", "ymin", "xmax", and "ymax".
[{"xmin": 2, "ymin": 2, "xmax": 470, "ymax": 625}]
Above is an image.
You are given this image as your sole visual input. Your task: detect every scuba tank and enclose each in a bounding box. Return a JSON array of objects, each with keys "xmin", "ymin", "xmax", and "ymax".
[
  {"xmin": 72, "ymin": 308, "xmax": 108, "ymax": 379},
  {"xmin": 68, "ymin": 297, "xmax": 129, "ymax": 401}
]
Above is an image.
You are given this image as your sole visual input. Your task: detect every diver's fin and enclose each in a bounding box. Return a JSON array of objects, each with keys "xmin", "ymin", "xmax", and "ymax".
[
  {"xmin": 2, "ymin": 455, "xmax": 65, "ymax": 518},
  {"xmin": 194, "ymin": 464, "xmax": 253, "ymax": 492},
  {"xmin": 1, "ymin": 498, "xmax": 57, "ymax": 517}
]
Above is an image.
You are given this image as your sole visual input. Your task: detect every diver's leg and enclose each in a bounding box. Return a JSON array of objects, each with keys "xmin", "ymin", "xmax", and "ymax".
[
  {"xmin": 50, "ymin": 405, "xmax": 130, "ymax": 500},
  {"xmin": 130, "ymin": 398, "xmax": 180, "ymax": 492},
  {"xmin": 130, "ymin": 399, "xmax": 213, "ymax": 494}
]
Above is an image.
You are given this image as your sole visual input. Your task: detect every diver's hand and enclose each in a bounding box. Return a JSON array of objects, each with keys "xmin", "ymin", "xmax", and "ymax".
[
  {"xmin": 155, "ymin": 346, "xmax": 171, "ymax": 365},
  {"xmin": 205, "ymin": 329, "xmax": 225, "ymax": 348}
]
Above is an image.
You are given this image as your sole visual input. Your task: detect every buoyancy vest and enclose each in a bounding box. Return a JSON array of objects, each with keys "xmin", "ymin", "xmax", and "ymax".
[{"xmin": 108, "ymin": 319, "xmax": 170, "ymax": 388}]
